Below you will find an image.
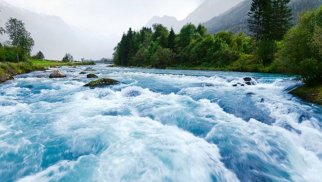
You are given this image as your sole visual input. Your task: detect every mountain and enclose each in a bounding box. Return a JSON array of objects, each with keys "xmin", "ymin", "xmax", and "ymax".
[
  {"xmin": 0, "ymin": 0, "xmax": 116, "ymax": 60},
  {"xmin": 183, "ymin": 0, "xmax": 242, "ymax": 25},
  {"xmin": 146, "ymin": 0, "xmax": 243, "ymax": 31},
  {"xmin": 204, "ymin": 0, "xmax": 322, "ymax": 34},
  {"xmin": 146, "ymin": 15, "xmax": 181, "ymax": 31}
]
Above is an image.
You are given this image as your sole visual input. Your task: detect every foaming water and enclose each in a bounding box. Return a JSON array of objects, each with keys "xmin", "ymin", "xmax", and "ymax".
[{"xmin": 0, "ymin": 65, "xmax": 321, "ymax": 182}]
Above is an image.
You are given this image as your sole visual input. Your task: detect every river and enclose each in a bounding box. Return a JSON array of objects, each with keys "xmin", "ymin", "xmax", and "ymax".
[{"xmin": 0, "ymin": 65, "xmax": 321, "ymax": 182}]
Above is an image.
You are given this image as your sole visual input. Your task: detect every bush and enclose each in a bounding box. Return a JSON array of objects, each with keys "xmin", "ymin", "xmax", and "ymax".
[
  {"xmin": 62, "ymin": 53, "xmax": 73, "ymax": 62},
  {"xmin": 0, "ymin": 46, "xmax": 27, "ymax": 62},
  {"xmin": 32, "ymin": 51, "xmax": 45, "ymax": 60},
  {"xmin": 276, "ymin": 6, "xmax": 322, "ymax": 84}
]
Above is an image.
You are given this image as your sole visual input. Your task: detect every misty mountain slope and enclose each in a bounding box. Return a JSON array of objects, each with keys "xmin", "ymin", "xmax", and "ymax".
[
  {"xmin": 0, "ymin": 0, "xmax": 84, "ymax": 59},
  {"xmin": 205, "ymin": 0, "xmax": 322, "ymax": 34},
  {"xmin": 146, "ymin": 0, "xmax": 243, "ymax": 31},
  {"xmin": 0, "ymin": 0, "xmax": 116, "ymax": 60},
  {"xmin": 204, "ymin": 0, "xmax": 250, "ymax": 34},
  {"xmin": 183, "ymin": 0, "xmax": 242, "ymax": 25},
  {"xmin": 146, "ymin": 15, "xmax": 181, "ymax": 31}
]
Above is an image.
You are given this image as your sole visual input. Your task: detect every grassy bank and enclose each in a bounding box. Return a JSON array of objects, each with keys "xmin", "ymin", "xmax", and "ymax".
[
  {"xmin": 0, "ymin": 59, "xmax": 94, "ymax": 83},
  {"xmin": 291, "ymin": 85, "xmax": 322, "ymax": 106}
]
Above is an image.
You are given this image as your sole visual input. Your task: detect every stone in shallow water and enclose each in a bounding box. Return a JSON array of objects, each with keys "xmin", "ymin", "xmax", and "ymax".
[
  {"xmin": 49, "ymin": 70, "xmax": 66, "ymax": 78},
  {"xmin": 84, "ymin": 78, "xmax": 119, "ymax": 88},
  {"xmin": 87, "ymin": 74, "xmax": 98, "ymax": 78}
]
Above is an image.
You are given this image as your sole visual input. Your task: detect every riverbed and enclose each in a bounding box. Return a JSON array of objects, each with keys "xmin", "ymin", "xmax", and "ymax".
[{"xmin": 0, "ymin": 65, "xmax": 321, "ymax": 182}]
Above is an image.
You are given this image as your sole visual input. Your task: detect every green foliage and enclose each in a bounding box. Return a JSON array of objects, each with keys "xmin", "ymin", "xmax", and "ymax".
[
  {"xmin": 167, "ymin": 28, "xmax": 176, "ymax": 51},
  {"xmin": 248, "ymin": 0, "xmax": 292, "ymax": 65},
  {"xmin": 32, "ymin": 51, "xmax": 45, "ymax": 60},
  {"xmin": 276, "ymin": 6, "xmax": 322, "ymax": 84},
  {"xmin": 5, "ymin": 18, "xmax": 34, "ymax": 58},
  {"xmin": 256, "ymin": 40, "xmax": 277, "ymax": 65},
  {"xmin": 151, "ymin": 46, "xmax": 174, "ymax": 68},
  {"xmin": 0, "ymin": 18, "xmax": 34, "ymax": 62},
  {"xmin": 0, "ymin": 46, "xmax": 26, "ymax": 62},
  {"xmin": 248, "ymin": 0, "xmax": 291, "ymax": 41},
  {"xmin": 62, "ymin": 53, "xmax": 74, "ymax": 62},
  {"xmin": 113, "ymin": 24, "xmax": 252, "ymax": 69}
]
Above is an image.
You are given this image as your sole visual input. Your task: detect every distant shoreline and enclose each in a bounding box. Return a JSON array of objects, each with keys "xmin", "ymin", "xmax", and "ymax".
[{"xmin": 0, "ymin": 59, "xmax": 94, "ymax": 83}]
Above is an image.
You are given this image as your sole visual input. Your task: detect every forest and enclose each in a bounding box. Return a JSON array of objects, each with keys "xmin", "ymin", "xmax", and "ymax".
[{"xmin": 114, "ymin": 1, "xmax": 322, "ymax": 85}]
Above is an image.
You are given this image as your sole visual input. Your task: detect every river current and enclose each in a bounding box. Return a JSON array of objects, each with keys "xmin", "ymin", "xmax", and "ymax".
[{"xmin": 0, "ymin": 65, "xmax": 321, "ymax": 182}]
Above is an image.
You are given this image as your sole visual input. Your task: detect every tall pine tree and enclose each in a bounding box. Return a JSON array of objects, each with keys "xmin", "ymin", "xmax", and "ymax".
[
  {"xmin": 271, "ymin": 0, "xmax": 292, "ymax": 40},
  {"xmin": 248, "ymin": 0, "xmax": 292, "ymax": 64},
  {"xmin": 248, "ymin": 0, "xmax": 291, "ymax": 41},
  {"xmin": 168, "ymin": 28, "xmax": 176, "ymax": 51},
  {"xmin": 248, "ymin": 0, "xmax": 272, "ymax": 40}
]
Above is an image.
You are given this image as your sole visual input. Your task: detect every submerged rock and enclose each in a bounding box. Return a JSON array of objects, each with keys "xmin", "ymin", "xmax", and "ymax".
[
  {"xmin": 233, "ymin": 83, "xmax": 245, "ymax": 87},
  {"xmin": 84, "ymin": 78, "xmax": 119, "ymax": 88},
  {"xmin": 87, "ymin": 74, "xmax": 98, "ymax": 78},
  {"xmin": 84, "ymin": 67, "xmax": 96, "ymax": 72},
  {"xmin": 79, "ymin": 71, "xmax": 86, "ymax": 74},
  {"xmin": 49, "ymin": 70, "xmax": 66, "ymax": 78}
]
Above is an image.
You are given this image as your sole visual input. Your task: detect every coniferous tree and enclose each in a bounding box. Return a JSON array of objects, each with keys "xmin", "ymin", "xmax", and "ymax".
[
  {"xmin": 62, "ymin": 53, "xmax": 73, "ymax": 62},
  {"xmin": 248, "ymin": 0, "xmax": 292, "ymax": 64},
  {"xmin": 271, "ymin": 0, "xmax": 292, "ymax": 40},
  {"xmin": 152, "ymin": 24, "xmax": 169, "ymax": 48},
  {"xmin": 32, "ymin": 51, "xmax": 45, "ymax": 60},
  {"xmin": 248, "ymin": 0, "xmax": 292, "ymax": 41},
  {"xmin": 248, "ymin": 0, "xmax": 272, "ymax": 40},
  {"xmin": 168, "ymin": 28, "xmax": 176, "ymax": 51},
  {"xmin": 197, "ymin": 24, "xmax": 207, "ymax": 37}
]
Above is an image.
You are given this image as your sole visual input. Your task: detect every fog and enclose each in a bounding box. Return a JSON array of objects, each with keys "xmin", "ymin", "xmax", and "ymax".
[{"xmin": 0, "ymin": 0, "xmax": 240, "ymax": 60}]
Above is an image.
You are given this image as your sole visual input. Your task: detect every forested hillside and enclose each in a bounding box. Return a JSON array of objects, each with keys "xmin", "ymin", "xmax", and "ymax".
[
  {"xmin": 205, "ymin": 0, "xmax": 322, "ymax": 34},
  {"xmin": 114, "ymin": 5, "xmax": 322, "ymax": 86}
]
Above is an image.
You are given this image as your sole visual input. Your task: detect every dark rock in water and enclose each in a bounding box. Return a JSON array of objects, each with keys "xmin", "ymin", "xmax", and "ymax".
[
  {"xmin": 49, "ymin": 70, "xmax": 66, "ymax": 78},
  {"xmin": 246, "ymin": 92, "xmax": 255, "ymax": 96},
  {"xmin": 233, "ymin": 83, "xmax": 245, "ymax": 87},
  {"xmin": 243, "ymin": 77, "xmax": 257, "ymax": 85},
  {"xmin": 243, "ymin": 77, "xmax": 252, "ymax": 82},
  {"xmin": 203, "ymin": 83, "xmax": 215, "ymax": 87},
  {"xmin": 87, "ymin": 74, "xmax": 98, "ymax": 78},
  {"xmin": 80, "ymin": 72, "xmax": 86, "ymax": 74},
  {"xmin": 84, "ymin": 78, "xmax": 119, "ymax": 88},
  {"xmin": 84, "ymin": 67, "xmax": 96, "ymax": 72},
  {"xmin": 245, "ymin": 81, "xmax": 252, "ymax": 85}
]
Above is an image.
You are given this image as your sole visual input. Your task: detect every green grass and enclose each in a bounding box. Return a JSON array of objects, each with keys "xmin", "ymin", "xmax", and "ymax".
[
  {"xmin": 291, "ymin": 84, "xmax": 322, "ymax": 105},
  {"xmin": 31, "ymin": 59, "xmax": 94, "ymax": 68},
  {"xmin": 0, "ymin": 59, "xmax": 95, "ymax": 83}
]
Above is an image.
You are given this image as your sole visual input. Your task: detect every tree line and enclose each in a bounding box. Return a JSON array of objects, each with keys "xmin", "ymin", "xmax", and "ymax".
[
  {"xmin": 0, "ymin": 17, "xmax": 75, "ymax": 62},
  {"xmin": 114, "ymin": 0, "xmax": 322, "ymax": 85}
]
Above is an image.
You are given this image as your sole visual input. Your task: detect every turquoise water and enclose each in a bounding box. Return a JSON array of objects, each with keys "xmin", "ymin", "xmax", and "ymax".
[{"xmin": 0, "ymin": 65, "xmax": 321, "ymax": 182}]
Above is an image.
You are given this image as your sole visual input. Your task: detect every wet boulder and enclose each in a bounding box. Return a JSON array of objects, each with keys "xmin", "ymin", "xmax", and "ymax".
[
  {"xmin": 79, "ymin": 71, "xmax": 87, "ymax": 74},
  {"xmin": 243, "ymin": 77, "xmax": 257, "ymax": 86},
  {"xmin": 84, "ymin": 78, "xmax": 119, "ymax": 88},
  {"xmin": 243, "ymin": 77, "xmax": 252, "ymax": 82},
  {"xmin": 87, "ymin": 74, "xmax": 98, "ymax": 78},
  {"xmin": 49, "ymin": 70, "xmax": 66, "ymax": 78}
]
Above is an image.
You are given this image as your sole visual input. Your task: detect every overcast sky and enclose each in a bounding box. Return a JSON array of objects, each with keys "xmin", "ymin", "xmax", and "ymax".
[{"xmin": 4, "ymin": 0, "xmax": 203, "ymax": 36}]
